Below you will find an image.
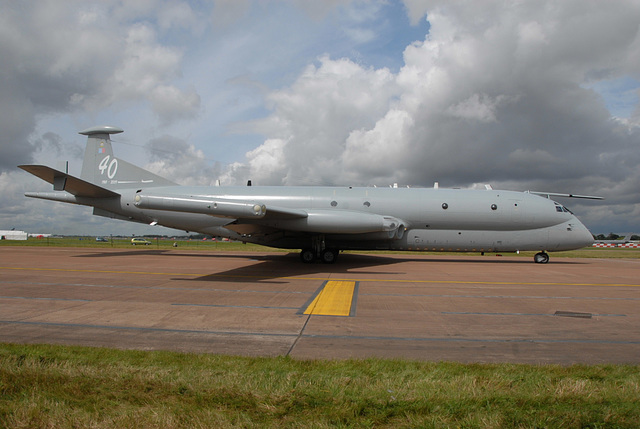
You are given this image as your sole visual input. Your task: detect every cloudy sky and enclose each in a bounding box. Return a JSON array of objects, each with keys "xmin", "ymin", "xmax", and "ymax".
[{"xmin": 1, "ymin": 0, "xmax": 639, "ymax": 237}]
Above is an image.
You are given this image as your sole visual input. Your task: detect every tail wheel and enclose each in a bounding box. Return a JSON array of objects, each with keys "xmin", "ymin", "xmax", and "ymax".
[
  {"xmin": 300, "ymin": 248, "xmax": 316, "ymax": 263},
  {"xmin": 321, "ymin": 248, "xmax": 339, "ymax": 264},
  {"xmin": 534, "ymin": 252, "xmax": 549, "ymax": 264}
]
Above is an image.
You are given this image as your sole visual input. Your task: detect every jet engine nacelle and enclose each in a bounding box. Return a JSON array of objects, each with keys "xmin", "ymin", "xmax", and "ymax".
[
  {"xmin": 134, "ymin": 194, "xmax": 266, "ymax": 219},
  {"xmin": 269, "ymin": 210, "xmax": 406, "ymax": 235}
]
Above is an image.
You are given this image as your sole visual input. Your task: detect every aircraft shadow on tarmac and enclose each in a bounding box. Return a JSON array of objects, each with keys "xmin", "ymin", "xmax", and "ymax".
[
  {"xmin": 75, "ymin": 249, "xmax": 584, "ymax": 283},
  {"xmin": 181, "ymin": 253, "xmax": 585, "ymax": 283},
  {"xmin": 181, "ymin": 253, "xmax": 407, "ymax": 283}
]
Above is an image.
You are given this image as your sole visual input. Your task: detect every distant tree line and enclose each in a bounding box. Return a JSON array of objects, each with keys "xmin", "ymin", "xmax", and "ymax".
[{"xmin": 593, "ymin": 233, "xmax": 640, "ymax": 241}]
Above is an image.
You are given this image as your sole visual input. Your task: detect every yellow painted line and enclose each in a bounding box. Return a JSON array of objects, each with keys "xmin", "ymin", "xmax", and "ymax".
[
  {"xmin": 303, "ymin": 281, "xmax": 357, "ymax": 316},
  {"xmin": 0, "ymin": 266, "xmax": 189, "ymax": 276},
  {"xmin": 1, "ymin": 266, "xmax": 639, "ymax": 288}
]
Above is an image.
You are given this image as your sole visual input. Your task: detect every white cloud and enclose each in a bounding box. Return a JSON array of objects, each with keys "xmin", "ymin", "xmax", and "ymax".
[
  {"xmin": 157, "ymin": 1, "xmax": 204, "ymax": 33},
  {"xmin": 222, "ymin": 0, "xmax": 640, "ymax": 233},
  {"xmin": 445, "ymin": 93, "xmax": 509, "ymax": 123},
  {"xmin": 3, "ymin": 0, "xmax": 640, "ymax": 235},
  {"xmin": 245, "ymin": 138, "xmax": 288, "ymax": 184},
  {"xmin": 145, "ymin": 135, "xmax": 222, "ymax": 186},
  {"xmin": 342, "ymin": 109, "xmax": 414, "ymax": 183},
  {"xmin": 242, "ymin": 55, "xmax": 398, "ymax": 184},
  {"xmin": 149, "ymin": 85, "xmax": 201, "ymax": 124},
  {"xmin": 0, "ymin": 0, "xmax": 202, "ymax": 171}
]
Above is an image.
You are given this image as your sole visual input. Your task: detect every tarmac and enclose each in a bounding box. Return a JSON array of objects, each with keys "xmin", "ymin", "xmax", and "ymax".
[{"xmin": 1, "ymin": 247, "xmax": 639, "ymax": 364}]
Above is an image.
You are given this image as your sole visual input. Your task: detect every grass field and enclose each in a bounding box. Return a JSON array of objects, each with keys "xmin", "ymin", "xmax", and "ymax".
[
  {"xmin": 1, "ymin": 236, "xmax": 639, "ymax": 259},
  {"xmin": 0, "ymin": 236, "xmax": 281, "ymax": 252},
  {"xmin": 1, "ymin": 343, "xmax": 639, "ymax": 428},
  {"xmin": 1, "ymin": 239, "xmax": 639, "ymax": 427}
]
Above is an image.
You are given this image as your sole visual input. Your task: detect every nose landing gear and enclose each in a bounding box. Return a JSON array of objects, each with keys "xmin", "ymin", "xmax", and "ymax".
[{"xmin": 534, "ymin": 252, "xmax": 549, "ymax": 264}]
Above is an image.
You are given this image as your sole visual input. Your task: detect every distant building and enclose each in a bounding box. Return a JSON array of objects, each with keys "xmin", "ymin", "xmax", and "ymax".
[{"xmin": 0, "ymin": 230, "xmax": 28, "ymax": 240}]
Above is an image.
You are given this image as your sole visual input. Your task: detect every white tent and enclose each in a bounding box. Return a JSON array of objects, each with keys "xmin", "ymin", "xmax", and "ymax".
[{"xmin": 0, "ymin": 230, "xmax": 28, "ymax": 240}]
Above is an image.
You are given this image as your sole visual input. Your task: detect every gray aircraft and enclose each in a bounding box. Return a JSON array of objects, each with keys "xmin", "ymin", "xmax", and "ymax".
[{"xmin": 20, "ymin": 125, "xmax": 600, "ymax": 264}]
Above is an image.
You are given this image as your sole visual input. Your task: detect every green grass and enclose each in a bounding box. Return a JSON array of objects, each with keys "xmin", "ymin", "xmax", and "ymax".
[
  {"xmin": 1, "ymin": 242, "xmax": 638, "ymax": 427},
  {"xmin": 2, "ymin": 237, "xmax": 639, "ymax": 259},
  {"xmin": 1, "ymin": 343, "xmax": 639, "ymax": 428},
  {"xmin": 0, "ymin": 236, "xmax": 284, "ymax": 252}
]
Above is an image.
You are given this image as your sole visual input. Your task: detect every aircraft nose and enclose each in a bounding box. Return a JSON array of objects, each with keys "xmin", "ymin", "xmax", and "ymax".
[{"xmin": 573, "ymin": 219, "xmax": 594, "ymax": 248}]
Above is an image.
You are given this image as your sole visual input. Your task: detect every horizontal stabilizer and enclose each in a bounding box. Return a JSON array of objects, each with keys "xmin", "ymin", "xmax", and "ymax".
[
  {"xmin": 19, "ymin": 165, "xmax": 119, "ymax": 198},
  {"xmin": 526, "ymin": 191, "xmax": 604, "ymax": 200}
]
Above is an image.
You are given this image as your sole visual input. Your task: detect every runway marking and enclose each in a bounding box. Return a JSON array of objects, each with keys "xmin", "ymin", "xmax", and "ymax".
[
  {"xmin": 302, "ymin": 281, "xmax": 358, "ymax": 316},
  {"xmin": 2, "ymin": 266, "xmax": 639, "ymax": 288},
  {"xmin": 2, "ymin": 281, "xmax": 637, "ymax": 302},
  {"xmin": 2, "ymin": 320, "xmax": 639, "ymax": 345},
  {"xmin": 0, "ymin": 280, "xmax": 313, "ymax": 295},
  {"xmin": 172, "ymin": 303, "xmax": 300, "ymax": 310},
  {"xmin": 0, "ymin": 295, "xmax": 297, "ymax": 310},
  {"xmin": 365, "ymin": 293, "xmax": 640, "ymax": 301},
  {"xmin": 0, "ymin": 266, "xmax": 190, "ymax": 276},
  {"xmin": 442, "ymin": 311, "xmax": 626, "ymax": 317},
  {"xmin": 0, "ymin": 296, "xmax": 90, "ymax": 302}
]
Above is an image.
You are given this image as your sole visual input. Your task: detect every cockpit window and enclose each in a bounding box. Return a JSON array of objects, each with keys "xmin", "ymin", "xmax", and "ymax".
[{"xmin": 554, "ymin": 203, "xmax": 574, "ymax": 214}]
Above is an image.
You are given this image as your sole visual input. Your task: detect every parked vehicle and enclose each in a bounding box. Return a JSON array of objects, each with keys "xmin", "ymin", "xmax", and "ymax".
[{"xmin": 131, "ymin": 238, "xmax": 151, "ymax": 245}]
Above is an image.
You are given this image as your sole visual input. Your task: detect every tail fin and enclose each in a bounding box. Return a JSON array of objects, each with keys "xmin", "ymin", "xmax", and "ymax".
[{"xmin": 79, "ymin": 126, "xmax": 176, "ymax": 189}]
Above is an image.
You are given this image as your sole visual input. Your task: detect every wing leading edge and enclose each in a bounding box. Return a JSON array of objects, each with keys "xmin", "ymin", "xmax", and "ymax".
[
  {"xmin": 526, "ymin": 191, "xmax": 604, "ymax": 200},
  {"xmin": 134, "ymin": 192, "xmax": 405, "ymax": 236}
]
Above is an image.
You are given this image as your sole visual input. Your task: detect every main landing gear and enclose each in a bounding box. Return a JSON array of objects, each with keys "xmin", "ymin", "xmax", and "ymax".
[
  {"xmin": 533, "ymin": 251, "xmax": 549, "ymax": 264},
  {"xmin": 300, "ymin": 235, "xmax": 339, "ymax": 264},
  {"xmin": 300, "ymin": 247, "xmax": 339, "ymax": 264}
]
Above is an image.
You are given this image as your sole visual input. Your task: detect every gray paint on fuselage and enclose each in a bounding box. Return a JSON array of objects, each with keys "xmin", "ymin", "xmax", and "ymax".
[
  {"xmin": 103, "ymin": 185, "xmax": 592, "ymax": 252},
  {"xmin": 21, "ymin": 126, "xmax": 596, "ymax": 259}
]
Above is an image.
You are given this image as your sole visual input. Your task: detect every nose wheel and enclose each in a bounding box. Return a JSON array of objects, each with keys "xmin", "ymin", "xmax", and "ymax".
[{"xmin": 534, "ymin": 252, "xmax": 549, "ymax": 264}]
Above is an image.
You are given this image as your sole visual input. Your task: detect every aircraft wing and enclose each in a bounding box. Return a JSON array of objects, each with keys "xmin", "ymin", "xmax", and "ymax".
[
  {"xmin": 19, "ymin": 165, "xmax": 119, "ymax": 198},
  {"xmin": 526, "ymin": 191, "xmax": 604, "ymax": 200},
  {"xmin": 261, "ymin": 205, "xmax": 309, "ymax": 219},
  {"xmin": 135, "ymin": 193, "xmax": 405, "ymax": 235}
]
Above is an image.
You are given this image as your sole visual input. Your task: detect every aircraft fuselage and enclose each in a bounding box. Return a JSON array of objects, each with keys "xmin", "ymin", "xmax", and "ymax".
[
  {"xmin": 80, "ymin": 185, "xmax": 593, "ymax": 255},
  {"xmin": 21, "ymin": 126, "xmax": 596, "ymax": 264}
]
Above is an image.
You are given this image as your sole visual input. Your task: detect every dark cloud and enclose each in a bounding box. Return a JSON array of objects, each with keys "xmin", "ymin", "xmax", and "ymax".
[
  {"xmin": 145, "ymin": 134, "xmax": 224, "ymax": 186},
  {"xmin": 0, "ymin": 0, "xmax": 201, "ymax": 172},
  {"xmin": 237, "ymin": 1, "xmax": 640, "ymax": 232},
  {"xmin": 3, "ymin": 0, "xmax": 638, "ymax": 235}
]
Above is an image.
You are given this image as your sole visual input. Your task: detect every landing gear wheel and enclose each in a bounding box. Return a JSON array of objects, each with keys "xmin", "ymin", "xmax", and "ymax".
[
  {"xmin": 300, "ymin": 248, "xmax": 316, "ymax": 263},
  {"xmin": 534, "ymin": 252, "xmax": 549, "ymax": 264},
  {"xmin": 321, "ymin": 248, "xmax": 339, "ymax": 264}
]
